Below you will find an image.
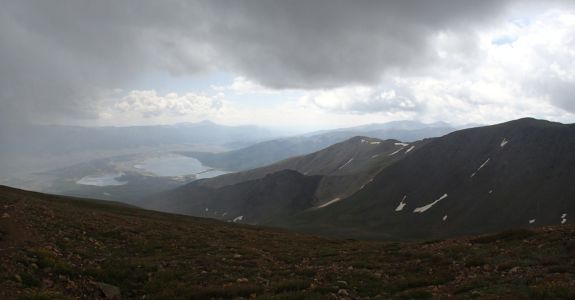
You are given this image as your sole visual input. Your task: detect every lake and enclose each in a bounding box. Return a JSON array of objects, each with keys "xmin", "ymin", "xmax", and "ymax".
[
  {"xmin": 135, "ymin": 154, "xmax": 229, "ymax": 178},
  {"xmin": 76, "ymin": 173, "xmax": 127, "ymax": 186}
]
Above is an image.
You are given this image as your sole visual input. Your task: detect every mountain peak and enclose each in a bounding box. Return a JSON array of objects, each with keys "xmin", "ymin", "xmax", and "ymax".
[{"xmin": 498, "ymin": 117, "xmax": 565, "ymax": 128}]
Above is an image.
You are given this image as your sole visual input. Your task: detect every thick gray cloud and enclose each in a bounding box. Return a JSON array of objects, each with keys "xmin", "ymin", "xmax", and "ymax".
[{"xmin": 0, "ymin": 0, "xmax": 519, "ymax": 126}]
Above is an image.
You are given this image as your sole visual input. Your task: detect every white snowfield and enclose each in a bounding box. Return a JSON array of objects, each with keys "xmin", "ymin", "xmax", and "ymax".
[
  {"xmin": 338, "ymin": 158, "xmax": 354, "ymax": 170},
  {"xmin": 413, "ymin": 193, "xmax": 448, "ymax": 213},
  {"xmin": 394, "ymin": 142, "xmax": 409, "ymax": 147},
  {"xmin": 529, "ymin": 219, "xmax": 536, "ymax": 224},
  {"xmin": 318, "ymin": 197, "xmax": 341, "ymax": 208},
  {"xmin": 471, "ymin": 158, "xmax": 490, "ymax": 178},
  {"xmin": 500, "ymin": 138, "xmax": 509, "ymax": 147},
  {"xmin": 561, "ymin": 213, "xmax": 568, "ymax": 224},
  {"xmin": 361, "ymin": 139, "xmax": 381, "ymax": 145},
  {"xmin": 389, "ymin": 148, "xmax": 403, "ymax": 156},
  {"xmin": 395, "ymin": 196, "xmax": 407, "ymax": 211},
  {"xmin": 233, "ymin": 215, "xmax": 244, "ymax": 222},
  {"xmin": 405, "ymin": 146, "xmax": 415, "ymax": 153},
  {"xmin": 443, "ymin": 215, "xmax": 448, "ymax": 221}
]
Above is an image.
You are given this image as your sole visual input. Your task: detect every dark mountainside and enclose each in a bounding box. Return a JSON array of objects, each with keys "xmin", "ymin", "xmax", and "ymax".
[
  {"xmin": 154, "ymin": 170, "xmax": 323, "ymax": 225},
  {"xmin": 2, "ymin": 185, "xmax": 575, "ymax": 299},
  {"xmin": 181, "ymin": 123, "xmax": 453, "ymax": 172},
  {"xmin": 148, "ymin": 137, "xmax": 427, "ymax": 221},
  {"xmin": 281, "ymin": 118, "xmax": 575, "ymax": 239}
]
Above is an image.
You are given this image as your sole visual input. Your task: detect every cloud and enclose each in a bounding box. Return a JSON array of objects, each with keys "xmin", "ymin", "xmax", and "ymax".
[
  {"xmin": 0, "ymin": 0, "xmax": 574, "ymax": 130},
  {"xmin": 300, "ymin": 85, "xmax": 420, "ymax": 114},
  {"xmin": 96, "ymin": 90, "xmax": 223, "ymax": 125},
  {"xmin": 0, "ymin": 0, "xmax": 519, "ymax": 125},
  {"xmin": 301, "ymin": 8, "xmax": 575, "ymax": 124},
  {"xmin": 211, "ymin": 77, "xmax": 278, "ymax": 95}
]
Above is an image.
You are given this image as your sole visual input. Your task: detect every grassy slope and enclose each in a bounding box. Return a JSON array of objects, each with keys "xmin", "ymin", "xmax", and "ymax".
[{"xmin": 1, "ymin": 186, "xmax": 575, "ymax": 299}]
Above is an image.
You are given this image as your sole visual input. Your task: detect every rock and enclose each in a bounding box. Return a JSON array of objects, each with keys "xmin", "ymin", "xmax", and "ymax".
[
  {"xmin": 347, "ymin": 266, "xmax": 354, "ymax": 270},
  {"xmin": 42, "ymin": 278, "xmax": 54, "ymax": 288},
  {"xmin": 336, "ymin": 280, "xmax": 348, "ymax": 286},
  {"xmin": 14, "ymin": 274, "xmax": 22, "ymax": 282},
  {"xmin": 237, "ymin": 278, "xmax": 249, "ymax": 283},
  {"xmin": 233, "ymin": 254, "xmax": 242, "ymax": 259},
  {"xmin": 338, "ymin": 289, "xmax": 349, "ymax": 296},
  {"xmin": 96, "ymin": 282, "xmax": 121, "ymax": 299},
  {"xmin": 509, "ymin": 267, "xmax": 520, "ymax": 273},
  {"xmin": 1, "ymin": 213, "xmax": 10, "ymax": 218}
]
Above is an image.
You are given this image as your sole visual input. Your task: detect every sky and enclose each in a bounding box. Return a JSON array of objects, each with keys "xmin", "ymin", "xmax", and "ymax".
[{"xmin": 1, "ymin": 0, "xmax": 575, "ymax": 133}]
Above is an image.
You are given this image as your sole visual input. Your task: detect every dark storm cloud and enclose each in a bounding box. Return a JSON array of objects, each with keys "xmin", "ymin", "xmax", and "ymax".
[{"xmin": 0, "ymin": 0, "xmax": 536, "ymax": 125}]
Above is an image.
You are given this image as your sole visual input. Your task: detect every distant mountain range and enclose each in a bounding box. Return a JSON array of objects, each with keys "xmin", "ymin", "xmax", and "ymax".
[
  {"xmin": 0, "ymin": 121, "xmax": 278, "ymax": 181},
  {"xmin": 153, "ymin": 118, "xmax": 575, "ymax": 239},
  {"xmin": 180, "ymin": 120, "xmax": 455, "ymax": 171},
  {"xmin": 0, "ymin": 121, "xmax": 276, "ymax": 157}
]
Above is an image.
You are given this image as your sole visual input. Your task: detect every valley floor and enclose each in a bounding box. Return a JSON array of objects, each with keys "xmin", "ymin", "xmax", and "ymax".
[{"xmin": 1, "ymin": 186, "xmax": 575, "ymax": 299}]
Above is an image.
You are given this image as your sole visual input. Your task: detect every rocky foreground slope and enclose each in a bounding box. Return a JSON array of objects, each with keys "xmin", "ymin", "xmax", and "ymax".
[{"xmin": 1, "ymin": 185, "xmax": 575, "ymax": 299}]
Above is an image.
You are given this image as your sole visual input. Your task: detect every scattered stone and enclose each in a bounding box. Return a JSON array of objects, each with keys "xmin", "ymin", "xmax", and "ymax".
[
  {"xmin": 42, "ymin": 278, "xmax": 54, "ymax": 288},
  {"xmin": 347, "ymin": 266, "xmax": 354, "ymax": 270},
  {"xmin": 336, "ymin": 280, "xmax": 348, "ymax": 286},
  {"xmin": 14, "ymin": 274, "xmax": 22, "ymax": 282},
  {"xmin": 338, "ymin": 289, "xmax": 349, "ymax": 296},
  {"xmin": 96, "ymin": 282, "xmax": 121, "ymax": 299},
  {"xmin": 1, "ymin": 212, "xmax": 9, "ymax": 218},
  {"xmin": 237, "ymin": 278, "xmax": 249, "ymax": 283},
  {"xmin": 233, "ymin": 254, "xmax": 242, "ymax": 258}
]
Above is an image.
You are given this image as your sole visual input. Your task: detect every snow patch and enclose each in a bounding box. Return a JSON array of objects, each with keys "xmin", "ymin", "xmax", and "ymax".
[
  {"xmin": 561, "ymin": 213, "xmax": 567, "ymax": 224},
  {"xmin": 395, "ymin": 142, "xmax": 409, "ymax": 147},
  {"xmin": 500, "ymin": 138, "xmax": 509, "ymax": 147},
  {"xmin": 318, "ymin": 198, "xmax": 342, "ymax": 208},
  {"xmin": 443, "ymin": 215, "xmax": 448, "ymax": 221},
  {"xmin": 405, "ymin": 146, "xmax": 415, "ymax": 153},
  {"xmin": 361, "ymin": 139, "xmax": 381, "ymax": 145},
  {"xmin": 413, "ymin": 194, "xmax": 448, "ymax": 213},
  {"xmin": 389, "ymin": 148, "xmax": 403, "ymax": 156},
  {"xmin": 338, "ymin": 158, "xmax": 354, "ymax": 170},
  {"xmin": 529, "ymin": 219, "xmax": 536, "ymax": 224},
  {"xmin": 471, "ymin": 158, "xmax": 490, "ymax": 178},
  {"xmin": 371, "ymin": 154, "xmax": 379, "ymax": 159},
  {"xmin": 359, "ymin": 177, "xmax": 374, "ymax": 190},
  {"xmin": 205, "ymin": 208, "xmax": 209, "ymax": 212},
  {"xmin": 395, "ymin": 196, "xmax": 407, "ymax": 212},
  {"xmin": 233, "ymin": 216, "xmax": 244, "ymax": 223},
  {"xmin": 489, "ymin": 190, "xmax": 493, "ymax": 194}
]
